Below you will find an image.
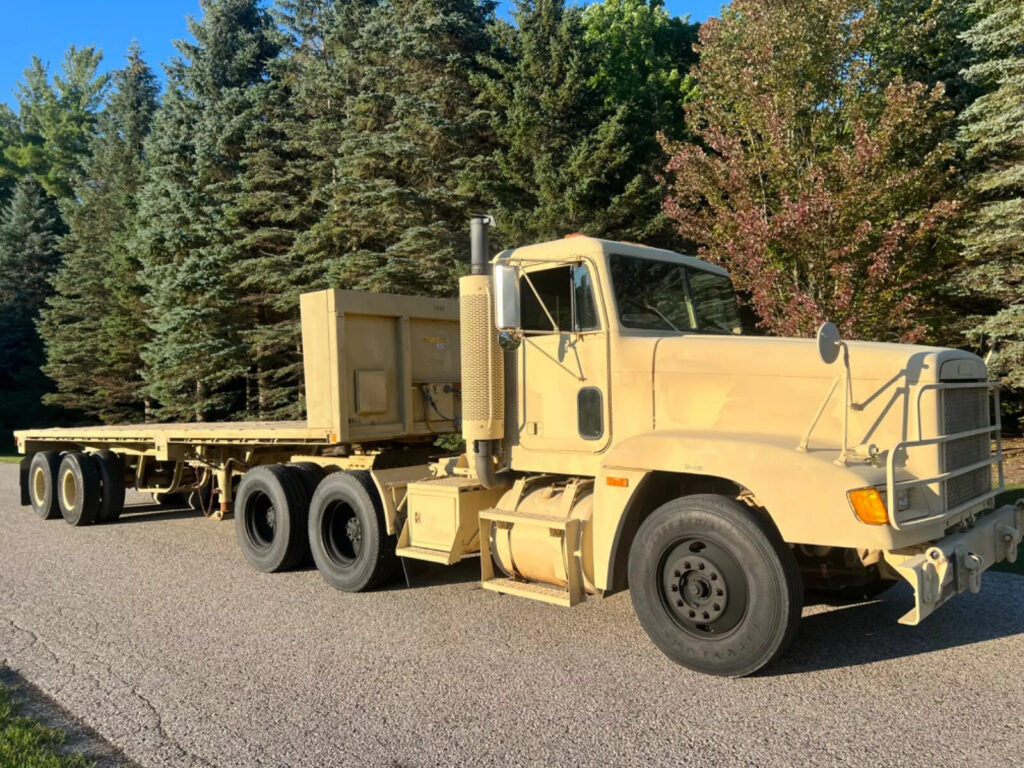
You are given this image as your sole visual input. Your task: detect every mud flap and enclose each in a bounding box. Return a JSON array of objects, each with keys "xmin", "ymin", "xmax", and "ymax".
[{"xmin": 883, "ymin": 502, "xmax": 1024, "ymax": 625}]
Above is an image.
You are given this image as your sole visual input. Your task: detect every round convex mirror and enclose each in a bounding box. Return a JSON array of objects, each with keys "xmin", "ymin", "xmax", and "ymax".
[{"xmin": 816, "ymin": 322, "xmax": 842, "ymax": 364}]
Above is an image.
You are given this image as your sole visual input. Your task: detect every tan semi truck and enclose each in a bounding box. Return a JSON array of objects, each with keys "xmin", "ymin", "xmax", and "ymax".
[{"xmin": 14, "ymin": 216, "xmax": 1023, "ymax": 677}]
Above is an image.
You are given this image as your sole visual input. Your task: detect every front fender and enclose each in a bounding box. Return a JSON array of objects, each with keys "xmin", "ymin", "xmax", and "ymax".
[{"xmin": 593, "ymin": 431, "xmax": 901, "ymax": 587}]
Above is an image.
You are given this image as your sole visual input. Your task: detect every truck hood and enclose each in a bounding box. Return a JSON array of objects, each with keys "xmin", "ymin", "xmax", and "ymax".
[{"xmin": 646, "ymin": 333, "xmax": 987, "ymax": 449}]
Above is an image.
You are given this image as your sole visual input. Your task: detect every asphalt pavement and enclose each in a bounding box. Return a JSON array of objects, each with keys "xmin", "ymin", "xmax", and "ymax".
[{"xmin": 1, "ymin": 463, "xmax": 1022, "ymax": 767}]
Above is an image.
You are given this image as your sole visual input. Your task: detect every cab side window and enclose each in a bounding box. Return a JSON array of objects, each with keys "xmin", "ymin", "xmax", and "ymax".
[{"xmin": 520, "ymin": 265, "xmax": 599, "ymax": 333}]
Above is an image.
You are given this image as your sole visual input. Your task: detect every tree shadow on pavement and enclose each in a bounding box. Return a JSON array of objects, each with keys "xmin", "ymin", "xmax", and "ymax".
[{"xmin": 770, "ymin": 576, "xmax": 1024, "ymax": 674}]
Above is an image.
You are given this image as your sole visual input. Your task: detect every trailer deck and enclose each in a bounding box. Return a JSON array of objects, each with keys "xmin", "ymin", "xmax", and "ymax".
[{"xmin": 15, "ymin": 421, "xmax": 336, "ymax": 455}]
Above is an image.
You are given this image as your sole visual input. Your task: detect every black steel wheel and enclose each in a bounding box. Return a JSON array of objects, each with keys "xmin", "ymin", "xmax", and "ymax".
[
  {"xmin": 90, "ymin": 450, "xmax": 126, "ymax": 523},
  {"xmin": 628, "ymin": 494, "xmax": 802, "ymax": 678},
  {"xmin": 234, "ymin": 465, "xmax": 311, "ymax": 572},
  {"xmin": 308, "ymin": 471, "xmax": 399, "ymax": 592},
  {"xmin": 57, "ymin": 452, "xmax": 101, "ymax": 527},
  {"xmin": 28, "ymin": 451, "xmax": 63, "ymax": 520}
]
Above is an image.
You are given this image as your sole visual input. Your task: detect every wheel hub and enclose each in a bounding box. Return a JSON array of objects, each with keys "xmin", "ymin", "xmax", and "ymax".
[
  {"xmin": 664, "ymin": 553, "xmax": 728, "ymax": 625},
  {"xmin": 346, "ymin": 517, "xmax": 362, "ymax": 550}
]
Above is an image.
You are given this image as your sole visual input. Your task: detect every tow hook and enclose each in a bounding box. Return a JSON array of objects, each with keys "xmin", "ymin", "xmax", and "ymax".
[{"xmin": 955, "ymin": 547, "xmax": 983, "ymax": 594}]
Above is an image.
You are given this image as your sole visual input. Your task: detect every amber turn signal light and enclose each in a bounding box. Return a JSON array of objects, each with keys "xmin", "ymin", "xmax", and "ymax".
[{"xmin": 848, "ymin": 487, "xmax": 889, "ymax": 525}]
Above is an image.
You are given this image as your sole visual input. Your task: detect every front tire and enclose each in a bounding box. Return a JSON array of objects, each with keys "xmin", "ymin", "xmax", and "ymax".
[
  {"xmin": 308, "ymin": 471, "xmax": 399, "ymax": 592},
  {"xmin": 628, "ymin": 494, "xmax": 802, "ymax": 678}
]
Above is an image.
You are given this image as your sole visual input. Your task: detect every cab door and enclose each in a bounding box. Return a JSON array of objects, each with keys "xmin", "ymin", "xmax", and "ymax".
[{"xmin": 516, "ymin": 262, "xmax": 611, "ymax": 454}]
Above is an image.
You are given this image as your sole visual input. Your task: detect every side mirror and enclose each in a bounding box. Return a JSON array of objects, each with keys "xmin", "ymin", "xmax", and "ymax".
[{"xmin": 493, "ymin": 264, "xmax": 521, "ymax": 330}]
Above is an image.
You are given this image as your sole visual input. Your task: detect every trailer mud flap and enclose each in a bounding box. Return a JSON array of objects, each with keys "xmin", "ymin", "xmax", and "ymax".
[
  {"xmin": 883, "ymin": 502, "xmax": 1024, "ymax": 625},
  {"xmin": 19, "ymin": 456, "xmax": 31, "ymax": 507}
]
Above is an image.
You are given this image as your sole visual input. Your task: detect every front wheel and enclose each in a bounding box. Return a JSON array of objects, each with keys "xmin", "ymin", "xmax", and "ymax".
[{"xmin": 628, "ymin": 494, "xmax": 802, "ymax": 678}]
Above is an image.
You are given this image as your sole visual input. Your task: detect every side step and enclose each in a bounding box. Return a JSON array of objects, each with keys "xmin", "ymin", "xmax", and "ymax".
[
  {"xmin": 394, "ymin": 544, "xmax": 459, "ymax": 565},
  {"xmin": 481, "ymin": 577, "xmax": 577, "ymax": 607}
]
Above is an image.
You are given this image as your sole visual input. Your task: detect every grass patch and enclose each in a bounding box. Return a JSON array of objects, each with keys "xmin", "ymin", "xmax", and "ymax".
[
  {"xmin": 992, "ymin": 483, "xmax": 1024, "ymax": 577},
  {"xmin": 0, "ymin": 456, "xmax": 22, "ymax": 465},
  {"xmin": 0, "ymin": 685, "xmax": 92, "ymax": 768}
]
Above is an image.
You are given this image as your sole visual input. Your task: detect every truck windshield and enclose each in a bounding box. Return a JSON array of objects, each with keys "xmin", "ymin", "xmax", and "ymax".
[{"xmin": 608, "ymin": 254, "xmax": 742, "ymax": 334}]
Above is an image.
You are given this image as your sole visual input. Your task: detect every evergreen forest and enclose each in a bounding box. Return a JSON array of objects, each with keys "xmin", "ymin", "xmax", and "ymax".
[{"xmin": 0, "ymin": 0, "xmax": 1021, "ymax": 445}]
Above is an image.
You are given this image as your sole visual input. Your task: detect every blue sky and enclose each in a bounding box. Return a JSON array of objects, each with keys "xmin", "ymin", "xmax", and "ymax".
[{"xmin": 0, "ymin": 0, "xmax": 725, "ymax": 110}]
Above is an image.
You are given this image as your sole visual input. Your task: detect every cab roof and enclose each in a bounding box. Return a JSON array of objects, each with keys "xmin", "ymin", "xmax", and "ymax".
[{"xmin": 494, "ymin": 235, "xmax": 730, "ymax": 278}]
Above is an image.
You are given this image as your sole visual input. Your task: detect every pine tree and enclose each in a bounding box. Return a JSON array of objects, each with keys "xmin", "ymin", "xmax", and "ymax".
[
  {"xmin": 1, "ymin": 46, "xmax": 109, "ymax": 202},
  {"xmin": 957, "ymin": 0, "xmax": 1024, "ymax": 386},
  {"xmin": 319, "ymin": 0, "xmax": 496, "ymax": 297},
  {"xmin": 135, "ymin": 0, "xmax": 281, "ymax": 422},
  {"xmin": 39, "ymin": 45, "xmax": 159, "ymax": 422},
  {"xmin": 473, "ymin": 0, "xmax": 696, "ymax": 249},
  {"xmin": 0, "ymin": 177, "xmax": 65, "ymax": 442}
]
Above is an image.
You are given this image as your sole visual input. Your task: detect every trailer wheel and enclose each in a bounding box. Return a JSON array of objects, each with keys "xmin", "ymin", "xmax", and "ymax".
[
  {"xmin": 308, "ymin": 471, "xmax": 399, "ymax": 592},
  {"xmin": 235, "ymin": 465, "xmax": 310, "ymax": 572},
  {"xmin": 628, "ymin": 494, "xmax": 802, "ymax": 678},
  {"xmin": 28, "ymin": 451, "xmax": 63, "ymax": 520},
  {"xmin": 58, "ymin": 452, "xmax": 101, "ymax": 527},
  {"xmin": 90, "ymin": 451, "xmax": 126, "ymax": 523}
]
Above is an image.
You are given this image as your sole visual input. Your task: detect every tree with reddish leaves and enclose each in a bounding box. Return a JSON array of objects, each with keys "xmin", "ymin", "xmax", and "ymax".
[{"xmin": 661, "ymin": 0, "xmax": 962, "ymax": 342}]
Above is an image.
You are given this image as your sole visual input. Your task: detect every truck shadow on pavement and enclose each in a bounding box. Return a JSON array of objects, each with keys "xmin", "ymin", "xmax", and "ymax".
[
  {"xmin": 772, "ymin": 576, "xmax": 1024, "ymax": 674},
  {"xmin": 110, "ymin": 502, "xmax": 203, "ymax": 523}
]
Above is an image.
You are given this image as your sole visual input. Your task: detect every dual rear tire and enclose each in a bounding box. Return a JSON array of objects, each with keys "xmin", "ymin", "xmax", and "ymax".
[
  {"xmin": 28, "ymin": 450, "xmax": 125, "ymax": 525},
  {"xmin": 234, "ymin": 464, "xmax": 399, "ymax": 592}
]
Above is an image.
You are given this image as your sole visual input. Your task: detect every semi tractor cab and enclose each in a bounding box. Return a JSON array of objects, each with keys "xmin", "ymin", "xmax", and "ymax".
[{"xmin": 16, "ymin": 216, "xmax": 1023, "ymax": 677}]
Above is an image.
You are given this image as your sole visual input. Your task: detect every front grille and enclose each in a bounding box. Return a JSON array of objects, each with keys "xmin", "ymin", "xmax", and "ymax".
[
  {"xmin": 943, "ymin": 387, "xmax": 988, "ymax": 435},
  {"xmin": 941, "ymin": 386, "xmax": 992, "ymax": 510}
]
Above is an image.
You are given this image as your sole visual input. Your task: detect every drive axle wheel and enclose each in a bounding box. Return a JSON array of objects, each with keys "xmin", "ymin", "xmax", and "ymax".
[
  {"xmin": 628, "ymin": 494, "xmax": 802, "ymax": 678},
  {"xmin": 234, "ymin": 465, "xmax": 311, "ymax": 572},
  {"xmin": 308, "ymin": 471, "xmax": 400, "ymax": 592},
  {"xmin": 57, "ymin": 452, "xmax": 100, "ymax": 527}
]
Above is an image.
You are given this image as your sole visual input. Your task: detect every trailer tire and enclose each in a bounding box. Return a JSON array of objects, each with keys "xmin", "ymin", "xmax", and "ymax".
[
  {"xmin": 58, "ymin": 452, "xmax": 101, "ymax": 527},
  {"xmin": 308, "ymin": 471, "xmax": 399, "ymax": 592},
  {"xmin": 628, "ymin": 494, "xmax": 802, "ymax": 678},
  {"xmin": 235, "ymin": 465, "xmax": 310, "ymax": 572},
  {"xmin": 90, "ymin": 451, "xmax": 126, "ymax": 523},
  {"xmin": 28, "ymin": 451, "xmax": 63, "ymax": 520}
]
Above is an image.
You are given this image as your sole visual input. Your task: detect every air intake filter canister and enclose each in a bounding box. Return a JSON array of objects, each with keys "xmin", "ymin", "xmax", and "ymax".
[{"xmin": 460, "ymin": 274, "xmax": 505, "ymax": 442}]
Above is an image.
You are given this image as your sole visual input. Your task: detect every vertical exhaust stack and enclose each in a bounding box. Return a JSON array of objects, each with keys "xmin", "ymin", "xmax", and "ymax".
[{"xmin": 460, "ymin": 215, "xmax": 504, "ymax": 488}]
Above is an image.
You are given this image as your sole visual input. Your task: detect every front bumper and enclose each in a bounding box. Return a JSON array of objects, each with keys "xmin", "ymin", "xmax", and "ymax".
[{"xmin": 883, "ymin": 501, "xmax": 1024, "ymax": 625}]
